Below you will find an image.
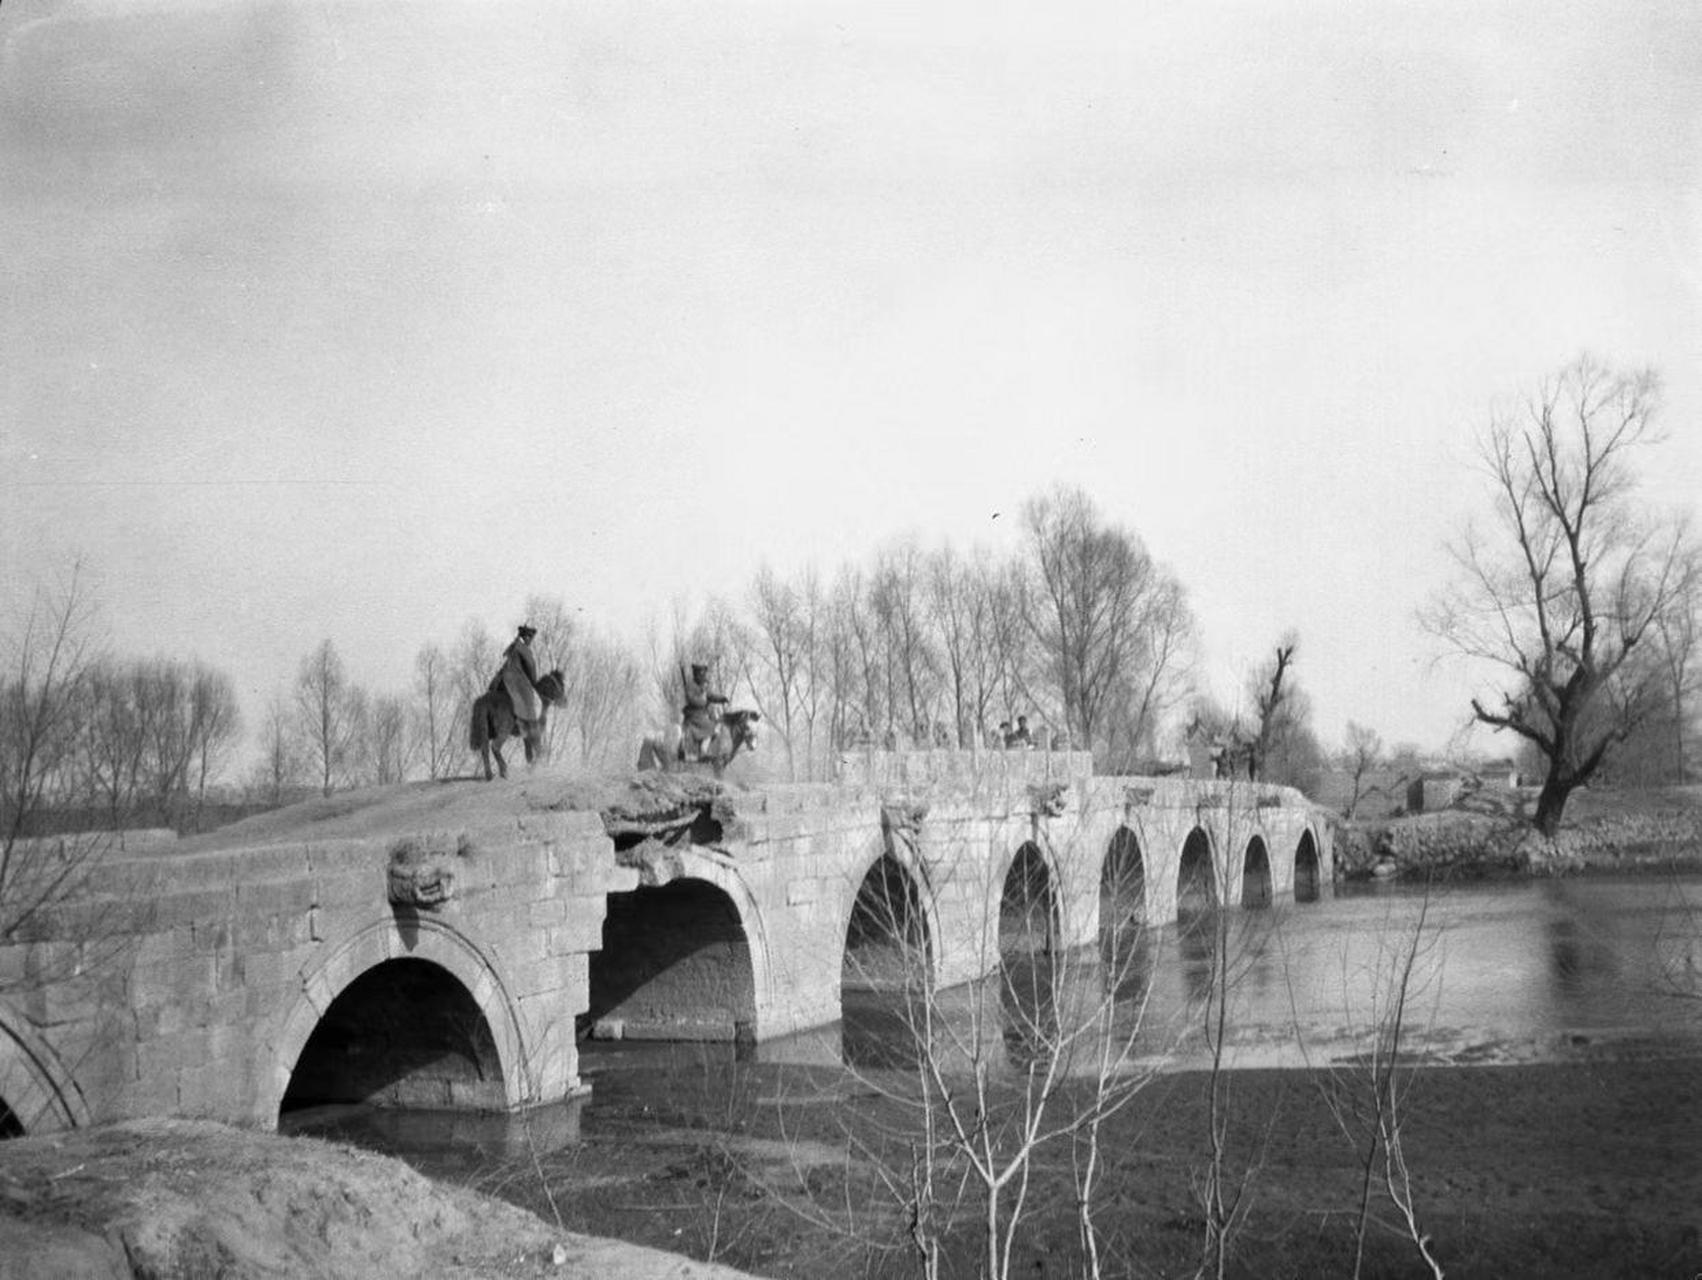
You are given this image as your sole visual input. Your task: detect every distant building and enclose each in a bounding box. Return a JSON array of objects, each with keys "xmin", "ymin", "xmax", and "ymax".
[{"xmin": 1406, "ymin": 771, "xmax": 1461, "ymax": 813}]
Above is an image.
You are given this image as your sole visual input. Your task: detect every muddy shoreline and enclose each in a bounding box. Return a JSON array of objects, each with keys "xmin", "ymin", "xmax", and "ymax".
[{"xmin": 365, "ymin": 1052, "xmax": 1702, "ymax": 1280}]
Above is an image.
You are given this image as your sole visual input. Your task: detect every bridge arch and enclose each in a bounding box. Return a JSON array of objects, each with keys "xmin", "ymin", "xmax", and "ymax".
[
  {"xmin": 998, "ymin": 839, "xmax": 1061, "ymax": 955},
  {"xmin": 0, "ymin": 1005, "xmax": 90, "ymax": 1136},
  {"xmin": 588, "ymin": 850, "xmax": 770, "ymax": 1043},
  {"xmin": 1241, "ymin": 834, "xmax": 1272, "ymax": 908},
  {"xmin": 842, "ymin": 845, "xmax": 939, "ymax": 989},
  {"xmin": 1100, "ymin": 826, "xmax": 1147, "ymax": 931},
  {"xmin": 1294, "ymin": 827, "xmax": 1323, "ymax": 902},
  {"xmin": 269, "ymin": 917, "xmax": 527, "ymax": 1125},
  {"xmin": 1177, "ymin": 825, "xmax": 1217, "ymax": 915}
]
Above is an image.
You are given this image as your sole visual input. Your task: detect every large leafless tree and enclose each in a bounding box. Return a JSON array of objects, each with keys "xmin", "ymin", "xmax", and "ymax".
[
  {"xmin": 748, "ymin": 565, "xmax": 808, "ymax": 778},
  {"xmin": 1021, "ymin": 485, "xmax": 1193, "ymax": 766},
  {"xmin": 295, "ymin": 639, "xmax": 362, "ymax": 797},
  {"xmin": 1425, "ymin": 356, "xmax": 1699, "ymax": 835},
  {"xmin": 412, "ymin": 643, "xmax": 456, "ymax": 779},
  {"xmin": 1, "ymin": 566, "xmax": 102, "ymax": 942},
  {"xmin": 1248, "ymin": 635, "xmax": 1299, "ymax": 783}
]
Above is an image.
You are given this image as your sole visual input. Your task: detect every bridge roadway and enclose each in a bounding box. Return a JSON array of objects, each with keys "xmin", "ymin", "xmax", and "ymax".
[{"xmin": 0, "ymin": 751, "xmax": 1330, "ymax": 1135}]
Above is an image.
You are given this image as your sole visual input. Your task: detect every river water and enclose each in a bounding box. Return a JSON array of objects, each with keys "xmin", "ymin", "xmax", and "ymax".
[
  {"xmin": 802, "ymin": 872, "xmax": 1702, "ymax": 1077},
  {"xmin": 287, "ymin": 874, "xmax": 1702, "ymax": 1159}
]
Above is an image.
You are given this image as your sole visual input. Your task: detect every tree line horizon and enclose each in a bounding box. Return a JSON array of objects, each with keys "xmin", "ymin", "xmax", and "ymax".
[{"xmin": 4, "ymin": 356, "xmax": 1697, "ymax": 839}]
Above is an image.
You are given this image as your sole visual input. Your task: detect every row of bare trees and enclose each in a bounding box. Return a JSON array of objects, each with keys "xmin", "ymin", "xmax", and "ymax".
[
  {"xmin": 1, "ymin": 565, "xmax": 244, "ymax": 839},
  {"xmin": 664, "ymin": 486, "xmax": 1200, "ymax": 781}
]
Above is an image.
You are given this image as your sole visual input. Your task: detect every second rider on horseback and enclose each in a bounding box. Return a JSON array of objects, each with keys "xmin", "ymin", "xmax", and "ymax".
[{"xmin": 679, "ymin": 660, "xmax": 729, "ymax": 763}]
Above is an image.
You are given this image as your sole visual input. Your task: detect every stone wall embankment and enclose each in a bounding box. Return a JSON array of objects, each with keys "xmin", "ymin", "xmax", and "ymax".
[{"xmin": 1338, "ymin": 805, "xmax": 1702, "ymax": 880}]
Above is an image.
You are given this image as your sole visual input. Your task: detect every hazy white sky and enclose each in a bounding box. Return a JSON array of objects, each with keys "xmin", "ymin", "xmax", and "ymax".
[{"xmin": 3, "ymin": 0, "xmax": 1699, "ymax": 758}]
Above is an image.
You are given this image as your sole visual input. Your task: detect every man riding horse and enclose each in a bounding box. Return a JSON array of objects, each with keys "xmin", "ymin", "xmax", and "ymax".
[
  {"xmin": 492, "ymin": 624, "xmax": 543, "ymax": 724},
  {"xmin": 471, "ymin": 624, "xmax": 563, "ymax": 780},
  {"xmin": 680, "ymin": 660, "xmax": 729, "ymax": 763}
]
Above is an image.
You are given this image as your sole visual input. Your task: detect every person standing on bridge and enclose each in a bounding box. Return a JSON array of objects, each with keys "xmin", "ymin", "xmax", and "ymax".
[
  {"xmin": 680, "ymin": 660, "xmax": 729, "ymax": 762},
  {"xmin": 491, "ymin": 624, "xmax": 543, "ymax": 726}
]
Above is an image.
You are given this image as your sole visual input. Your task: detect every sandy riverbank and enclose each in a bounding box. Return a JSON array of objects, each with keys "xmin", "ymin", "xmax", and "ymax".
[{"xmin": 0, "ymin": 1117, "xmax": 759, "ymax": 1280}]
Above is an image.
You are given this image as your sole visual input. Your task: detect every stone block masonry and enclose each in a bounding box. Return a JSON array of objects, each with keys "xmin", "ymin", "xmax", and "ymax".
[{"xmin": 0, "ymin": 763, "xmax": 1331, "ymax": 1137}]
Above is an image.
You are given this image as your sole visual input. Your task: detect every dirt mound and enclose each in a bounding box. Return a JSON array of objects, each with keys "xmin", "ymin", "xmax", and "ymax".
[{"xmin": 0, "ymin": 1118, "xmax": 757, "ymax": 1280}]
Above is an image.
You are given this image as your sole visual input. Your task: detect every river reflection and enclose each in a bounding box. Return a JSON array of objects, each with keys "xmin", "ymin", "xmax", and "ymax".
[{"xmin": 818, "ymin": 875, "xmax": 1702, "ymax": 1077}]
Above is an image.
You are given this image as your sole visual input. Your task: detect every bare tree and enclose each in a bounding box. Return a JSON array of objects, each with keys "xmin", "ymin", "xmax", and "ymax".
[
  {"xmin": 1338, "ymin": 721, "xmax": 1385, "ymax": 820},
  {"xmin": 926, "ymin": 543, "xmax": 1017, "ymax": 749},
  {"xmin": 363, "ymin": 693, "xmax": 413, "ymax": 785},
  {"xmin": 246, "ymin": 692, "xmax": 304, "ymax": 805},
  {"xmin": 1022, "ymin": 486, "xmax": 1192, "ymax": 765},
  {"xmin": 295, "ymin": 639, "xmax": 362, "ymax": 797},
  {"xmin": 412, "ymin": 643, "xmax": 457, "ymax": 779},
  {"xmin": 77, "ymin": 660, "xmax": 148, "ymax": 829},
  {"xmin": 1318, "ymin": 885, "xmax": 1448, "ymax": 1279},
  {"xmin": 451, "ymin": 617, "xmax": 499, "ymax": 717},
  {"xmin": 522, "ymin": 594, "xmax": 583, "ymax": 766},
  {"xmin": 0, "ymin": 563, "xmax": 103, "ymax": 948},
  {"xmin": 1651, "ymin": 580, "xmax": 1701, "ymax": 783},
  {"xmin": 870, "ymin": 539, "xmax": 938, "ymax": 744},
  {"xmin": 1108, "ymin": 571, "xmax": 1195, "ymax": 768},
  {"xmin": 1425, "ymin": 356, "xmax": 1699, "ymax": 835},
  {"xmin": 566, "ymin": 629, "xmax": 645, "ymax": 769},
  {"xmin": 791, "ymin": 567, "xmax": 829, "ymax": 778},
  {"xmin": 835, "ymin": 566, "xmax": 885, "ymax": 747},
  {"xmin": 1247, "ymin": 636, "xmax": 1297, "ymax": 784},
  {"xmin": 811, "ymin": 568, "xmax": 851, "ymax": 751},
  {"xmin": 748, "ymin": 565, "xmax": 807, "ymax": 779},
  {"xmin": 184, "ymin": 663, "xmax": 241, "ymax": 830}
]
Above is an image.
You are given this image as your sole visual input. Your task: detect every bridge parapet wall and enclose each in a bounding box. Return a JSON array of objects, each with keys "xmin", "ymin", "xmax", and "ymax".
[{"xmin": 834, "ymin": 748, "xmax": 1095, "ymax": 795}]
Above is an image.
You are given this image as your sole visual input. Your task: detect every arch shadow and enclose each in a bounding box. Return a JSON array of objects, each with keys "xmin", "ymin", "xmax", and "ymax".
[
  {"xmin": 1294, "ymin": 828, "xmax": 1323, "ymax": 903},
  {"xmin": 840, "ymin": 851, "xmax": 938, "ymax": 1071},
  {"xmin": 587, "ymin": 853, "xmax": 769, "ymax": 1044},
  {"xmin": 268, "ymin": 917, "xmax": 527, "ymax": 1126},
  {"xmin": 999, "ymin": 840, "xmax": 1061, "ymax": 956},
  {"xmin": 1242, "ymin": 835, "xmax": 1272, "ymax": 908},
  {"xmin": 280, "ymin": 956, "xmax": 505, "ymax": 1115},
  {"xmin": 1177, "ymin": 825, "xmax": 1217, "ymax": 918},
  {"xmin": 842, "ymin": 849, "xmax": 937, "ymax": 991}
]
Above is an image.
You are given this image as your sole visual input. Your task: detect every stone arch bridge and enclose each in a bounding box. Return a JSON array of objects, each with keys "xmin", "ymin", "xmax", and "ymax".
[{"xmin": 0, "ymin": 752, "xmax": 1330, "ymax": 1136}]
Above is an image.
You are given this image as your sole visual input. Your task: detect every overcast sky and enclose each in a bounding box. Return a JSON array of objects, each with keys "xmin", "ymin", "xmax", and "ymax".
[{"xmin": 3, "ymin": 0, "xmax": 1698, "ymax": 760}]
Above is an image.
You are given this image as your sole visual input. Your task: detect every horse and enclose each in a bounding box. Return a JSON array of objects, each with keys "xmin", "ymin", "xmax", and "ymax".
[
  {"xmin": 636, "ymin": 708, "xmax": 761, "ymax": 776},
  {"xmin": 470, "ymin": 669, "xmax": 566, "ymax": 781}
]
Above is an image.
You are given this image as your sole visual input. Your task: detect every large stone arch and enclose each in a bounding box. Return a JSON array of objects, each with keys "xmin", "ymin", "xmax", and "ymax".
[
  {"xmin": 995, "ymin": 837, "xmax": 1063, "ymax": 955},
  {"xmin": 1294, "ymin": 825, "xmax": 1323, "ymax": 902},
  {"xmin": 1100, "ymin": 825, "xmax": 1148, "ymax": 930},
  {"xmin": 0, "ymin": 1005, "xmax": 89, "ymax": 1135},
  {"xmin": 1241, "ymin": 834, "xmax": 1272, "ymax": 908},
  {"xmin": 265, "ymin": 916, "xmax": 527, "ymax": 1127},
  {"xmin": 1177, "ymin": 824, "xmax": 1217, "ymax": 913},
  {"xmin": 841, "ymin": 842, "xmax": 941, "ymax": 987},
  {"xmin": 635, "ymin": 847, "xmax": 775, "ymax": 1018},
  {"xmin": 588, "ymin": 848, "xmax": 771, "ymax": 1042}
]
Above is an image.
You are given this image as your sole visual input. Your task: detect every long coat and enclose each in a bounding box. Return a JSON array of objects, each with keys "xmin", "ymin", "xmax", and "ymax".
[{"xmin": 500, "ymin": 638, "xmax": 542, "ymax": 723}]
